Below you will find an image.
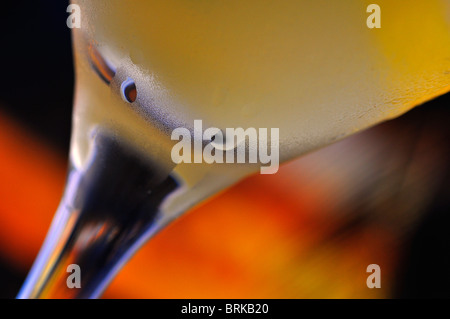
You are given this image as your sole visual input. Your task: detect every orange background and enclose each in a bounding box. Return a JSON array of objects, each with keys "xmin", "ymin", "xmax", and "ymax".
[{"xmin": 3, "ymin": 107, "xmax": 434, "ymax": 298}]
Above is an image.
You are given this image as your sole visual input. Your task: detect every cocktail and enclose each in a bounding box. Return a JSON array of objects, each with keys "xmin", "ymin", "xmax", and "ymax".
[{"xmin": 18, "ymin": 0, "xmax": 450, "ymax": 298}]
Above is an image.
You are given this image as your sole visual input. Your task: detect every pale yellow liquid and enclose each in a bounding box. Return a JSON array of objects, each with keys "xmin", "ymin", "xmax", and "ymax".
[{"xmin": 70, "ymin": 0, "xmax": 450, "ymax": 217}]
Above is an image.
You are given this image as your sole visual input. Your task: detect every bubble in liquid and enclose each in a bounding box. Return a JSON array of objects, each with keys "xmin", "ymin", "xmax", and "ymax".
[
  {"xmin": 121, "ymin": 77, "xmax": 137, "ymax": 103},
  {"xmin": 88, "ymin": 44, "xmax": 116, "ymax": 84}
]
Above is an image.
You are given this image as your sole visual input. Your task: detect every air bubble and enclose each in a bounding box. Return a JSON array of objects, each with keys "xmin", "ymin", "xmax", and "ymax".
[
  {"xmin": 121, "ymin": 77, "xmax": 137, "ymax": 103},
  {"xmin": 88, "ymin": 44, "xmax": 116, "ymax": 84}
]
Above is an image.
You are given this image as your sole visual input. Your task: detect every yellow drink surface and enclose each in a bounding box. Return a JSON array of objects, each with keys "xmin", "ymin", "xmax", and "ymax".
[{"xmin": 70, "ymin": 0, "xmax": 450, "ymax": 192}]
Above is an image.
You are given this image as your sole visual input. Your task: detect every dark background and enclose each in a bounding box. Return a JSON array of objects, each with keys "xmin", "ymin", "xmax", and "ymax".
[{"xmin": 0, "ymin": 1, "xmax": 449, "ymax": 298}]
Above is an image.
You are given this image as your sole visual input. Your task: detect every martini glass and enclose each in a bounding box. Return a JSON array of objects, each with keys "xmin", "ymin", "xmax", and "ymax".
[{"xmin": 18, "ymin": 0, "xmax": 450, "ymax": 298}]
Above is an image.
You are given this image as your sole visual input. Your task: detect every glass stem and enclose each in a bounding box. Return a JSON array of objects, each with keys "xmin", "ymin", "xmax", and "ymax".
[{"xmin": 17, "ymin": 132, "xmax": 179, "ymax": 298}]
